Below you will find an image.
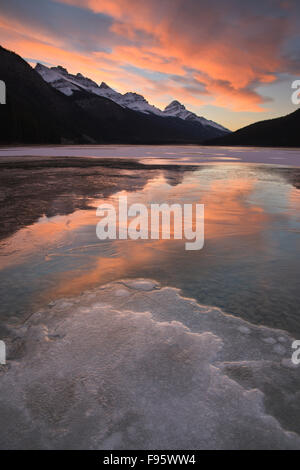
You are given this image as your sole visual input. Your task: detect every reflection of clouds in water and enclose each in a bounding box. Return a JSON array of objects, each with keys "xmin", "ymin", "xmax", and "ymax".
[
  {"xmin": 1, "ymin": 163, "xmax": 299, "ymax": 336},
  {"xmin": 0, "ymin": 164, "xmax": 294, "ymax": 279},
  {"xmin": 37, "ymin": 170, "xmax": 271, "ymax": 299}
]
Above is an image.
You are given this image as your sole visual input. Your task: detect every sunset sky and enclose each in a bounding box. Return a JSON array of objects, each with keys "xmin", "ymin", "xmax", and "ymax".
[{"xmin": 0, "ymin": 0, "xmax": 299, "ymax": 130}]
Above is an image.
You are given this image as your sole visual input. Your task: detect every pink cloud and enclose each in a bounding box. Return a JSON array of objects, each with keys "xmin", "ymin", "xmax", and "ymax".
[
  {"xmin": 56, "ymin": 0, "xmax": 296, "ymax": 111},
  {"xmin": 1, "ymin": 0, "xmax": 298, "ymax": 114}
]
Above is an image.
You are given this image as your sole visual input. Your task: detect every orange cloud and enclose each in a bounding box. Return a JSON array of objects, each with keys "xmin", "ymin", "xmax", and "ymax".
[
  {"xmin": 57, "ymin": 0, "xmax": 292, "ymax": 111},
  {"xmin": 1, "ymin": 0, "xmax": 298, "ymax": 116}
]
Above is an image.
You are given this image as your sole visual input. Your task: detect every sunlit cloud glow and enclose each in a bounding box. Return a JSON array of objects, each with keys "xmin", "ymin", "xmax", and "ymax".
[{"xmin": 0, "ymin": 0, "xmax": 299, "ymax": 129}]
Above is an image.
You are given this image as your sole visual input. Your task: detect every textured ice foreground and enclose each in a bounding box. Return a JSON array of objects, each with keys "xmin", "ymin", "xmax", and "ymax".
[{"xmin": 1, "ymin": 279, "xmax": 300, "ymax": 450}]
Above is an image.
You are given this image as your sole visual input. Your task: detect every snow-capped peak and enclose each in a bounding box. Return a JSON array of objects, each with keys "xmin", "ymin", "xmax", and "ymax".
[
  {"xmin": 164, "ymin": 100, "xmax": 185, "ymax": 112},
  {"xmin": 35, "ymin": 63, "xmax": 93, "ymax": 96},
  {"xmin": 53, "ymin": 65, "xmax": 68, "ymax": 75},
  {"xmin": 164, "ymin": 100, "xmax": 230, "ymax": 132},
  {"xmin": 120, "ymin": 92, "xmax": 164, "ymax": 116},
  {"xmin": 123, "ymin": 92, "xmax": 147, "ymax": 102},
  {"xmin": 35, "ymin": 63, "xmax": 64, "ymax": 83},
  {"xmin": 163, "ymin": 101, "xmax": 191, "ymax": 120},
  {"xmin": 99, "ymin": 82, "xmax": 111, "ymax": 90}
]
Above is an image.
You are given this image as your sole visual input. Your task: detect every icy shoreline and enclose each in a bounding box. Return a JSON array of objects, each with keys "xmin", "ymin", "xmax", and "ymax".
[
  {"xmin": 1, "ymin": 278, "xmax": 300, "ymax": 450},
  {"xmin": 1, "ymin": 145, "xmax": 300, "ymax": 166}
]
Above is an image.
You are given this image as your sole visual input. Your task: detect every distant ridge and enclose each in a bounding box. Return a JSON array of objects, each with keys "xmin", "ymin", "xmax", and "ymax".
[{"xmin": 206, "ymin": 108, "xmax": 300, "ymax": 147}]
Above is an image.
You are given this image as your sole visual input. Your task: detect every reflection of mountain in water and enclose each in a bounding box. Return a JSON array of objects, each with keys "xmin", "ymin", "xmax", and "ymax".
[{"xmin": 0, "ymin": 157, "xmax": 195, "ymax": 241}]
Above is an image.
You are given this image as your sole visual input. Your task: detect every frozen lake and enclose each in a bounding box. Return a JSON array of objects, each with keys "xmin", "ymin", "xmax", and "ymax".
[
  {"xmin": 1, "ymin": 144, "xmax": 300, "ymax": 166},
  {"xmin": 0, "ymin": 146, "xmax": 300, "ymax": 449}
]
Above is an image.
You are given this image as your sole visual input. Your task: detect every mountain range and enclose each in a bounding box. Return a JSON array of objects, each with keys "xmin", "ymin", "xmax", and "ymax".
[
  {"xmin": 0, "ymin": 45, "xmax": 230, "ymax": 145},
  {"xmin": 35, "ymin": 63, "xmax": 229, "ymax": 132},
  {"xmin": 0, "ymin": 45, "xmax": 299, "ymax": 147}
]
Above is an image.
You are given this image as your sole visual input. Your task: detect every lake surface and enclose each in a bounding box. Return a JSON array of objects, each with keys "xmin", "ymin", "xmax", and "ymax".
[
  {"xmin": 0, "ymin": 148, "xmax": 299, "ymax": 334},
  {"xmin": 0, "ymin": 145, "xmax": 300, "ymax": 449},
  {"xmin": 1, "ymin": 144, "xmax": 300, "ymax": 166}
]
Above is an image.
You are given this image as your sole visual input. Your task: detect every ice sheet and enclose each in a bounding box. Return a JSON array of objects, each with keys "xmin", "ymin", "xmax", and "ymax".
[
  {"xmin": 0, "ymin": 279, "xmax": 299, "ymax": 450},
  {"xmin": 0, "ymin": 145, "xmax": 300, "ymax": 166}
]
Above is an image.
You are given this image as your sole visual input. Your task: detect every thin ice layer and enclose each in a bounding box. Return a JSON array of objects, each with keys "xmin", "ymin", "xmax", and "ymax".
[{"xmin": 0, "ymin": 279, "xmax": 299, "ymax": 450}]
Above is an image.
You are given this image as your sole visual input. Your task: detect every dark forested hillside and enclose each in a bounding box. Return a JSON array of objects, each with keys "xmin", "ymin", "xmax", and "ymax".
[{"xmin": 206, "ymin": 108, "xmax": 300, "ymax": 147}]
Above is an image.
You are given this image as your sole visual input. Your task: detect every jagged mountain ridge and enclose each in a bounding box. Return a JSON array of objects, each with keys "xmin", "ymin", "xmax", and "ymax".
[
  {"xmin": 163, "ymin": 100, "xmax": 229, "ymax": 132},
  {"xmin": 35, "ymin": 63, "xmax": 165, "ymax": 116},
  {"xmin": 0, "ymin": 45, "xmax": 228, "ymax": 144},
  {"xmin": 35, "ymin": 63, "xmax": 229, "ymax": 132}
]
